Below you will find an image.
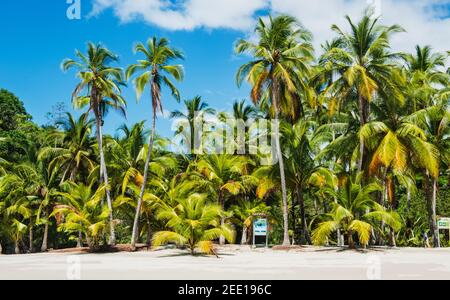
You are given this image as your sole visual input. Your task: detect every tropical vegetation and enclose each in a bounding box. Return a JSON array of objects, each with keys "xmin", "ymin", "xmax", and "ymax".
[{"xmin": 0, "ymin": 10, "xmax": 449, "ymax": 255}]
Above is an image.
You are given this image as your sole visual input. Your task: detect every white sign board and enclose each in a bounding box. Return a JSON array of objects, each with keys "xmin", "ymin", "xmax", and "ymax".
[
  {"xmin": 253, "ymin": 219, "xmax": 268, "ymax": 236},
  {"xmin": 438, "ymin": 218, "xmax": 450, "ymax": 230}
]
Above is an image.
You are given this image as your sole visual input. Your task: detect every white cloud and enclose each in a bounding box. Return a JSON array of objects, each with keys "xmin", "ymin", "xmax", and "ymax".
[
  {"xmin": 90, "ymin": 0, "xmax": 450, "ymax": 52},
  {"xmin": 270, "ymin": 0, "xmax": 450, "ymax": 53},
  {"xmin": 89, "ymin": 0, "xmax": 267, "ymax": 30}
]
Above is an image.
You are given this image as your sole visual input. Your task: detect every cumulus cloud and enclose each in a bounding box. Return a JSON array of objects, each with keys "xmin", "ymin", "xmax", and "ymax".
[
  {"xmin": 270, "ymin": 0, "xmax": 450, "ymax": 53},
  {"xmin": 90, "ymin": 0, "xmax": 450, "ymax": 52},
  {"xmin": 89, "ymin": 0, "xmax": 267, "ymax": 30}
]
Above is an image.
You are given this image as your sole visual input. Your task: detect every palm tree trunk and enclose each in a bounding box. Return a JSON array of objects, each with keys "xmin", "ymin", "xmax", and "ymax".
[
  {"xmin": 131, "ymin": 111, "xmax": 157, "ymax": 251},
  {"xmin": 348, "ymin": 229, "xmax": 355, "ymax": 249},
  {"xmin": 297, "ymin": 186, "xmax": 311, "ymax": 245},
  {"xmin": 28, "ymin": 223, "xmax": 34, "ymax": 253},
  {"xmin": 358, "ymin": 95, "xmax": 368, "ymax": 172},
  {"xmin": 96, "ymin": 115, "xmax": 116, "ymax": 246},
  {"xmin": 218, "ymin": 191, "xmax": 226, "ymax": 245},
  {"xmin": 146, "ymin": 216, "xmax": 153, "ymax": 248},
  {"xmin": 76, "ymin": 230, "xmax": 83, "ymax": 248},
  {"xmin": 291, "ymin": 192, "xmax": 296, "ymax": 244},
  {"xmin": 15, "ymin": 240, "xmax": 20, "ymax": 254},
  {"xmin": 407, "ymin": 188, "xmax": 411, "ymax": 211},
  {"xmin": 272, "ymin": 77, "xmax": 290, "ymax": 247},
  {"xmin": 241, "ymin": 225, "xmax": 248, "ymax": 245},
  {"xmin": 0, "ymin": 242, "xmax": 2, "ymax": 254},
  {"xmin": 431, "ymin": 178, "xmax": 440, "ymax": 248},
  {"xmin": 41, "ymin": 222, "xmax": 49, "ymax": 252}
]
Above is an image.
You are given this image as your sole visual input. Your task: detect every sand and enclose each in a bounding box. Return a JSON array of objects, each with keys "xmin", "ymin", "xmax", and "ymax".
[{"xmin": 1, "ymin": 246, "xmax": 450, "ymax": 280}]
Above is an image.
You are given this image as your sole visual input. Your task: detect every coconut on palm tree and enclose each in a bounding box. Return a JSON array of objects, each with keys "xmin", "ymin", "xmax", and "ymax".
[
  {"xmin": 126, "ymin": 37, "xmax": 184, "ymax": 250},
  {"xmin": 62, "ymin": 43, "xmax": 126, "ymax": 245}
]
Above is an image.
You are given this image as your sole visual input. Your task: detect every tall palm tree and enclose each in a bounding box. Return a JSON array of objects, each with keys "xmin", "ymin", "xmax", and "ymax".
[
  {"xmin": 322, "ymin": 11, "xmax": 404, "ymax": 172},
  {"xmin": 236, "ymin": 15, "xmax": 314, "ymax": 245},
  {"xmin": 126, "ymin": 37, "xmax": 184, "ymax": 250},
  {"xmin": 62, "ymin": 42, "xmax": 126, "ymax": 245},
  {"xmin": 171, "ymin": 96, "xmax": 215, "ymax": 154},
  {"xmin": 406, "ymin": 105, "xmax": 449, "ymax": 247}
]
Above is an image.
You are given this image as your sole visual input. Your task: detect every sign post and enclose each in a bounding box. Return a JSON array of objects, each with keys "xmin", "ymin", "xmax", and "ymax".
[
  {"xmin": 437, "ymin": 217, "xmax": 450, "ymax": 248},
  {"xmin": 252, "ymin": 216, "xmax": 269, "ymax": 248}
]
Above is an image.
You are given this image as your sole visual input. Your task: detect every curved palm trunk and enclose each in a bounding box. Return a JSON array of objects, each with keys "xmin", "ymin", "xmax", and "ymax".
[
  {"xmin": 272, "ymin": 78, "xmax": 290, "ymax": 246},
  {"xmin": 131, "ymin": 112, "xmax": 157, "ymax": 250},
  {"xmin": 96, "ymin": 116, "xmax": 116, "ymax": 246},
  {"xmin": 28, "ymin": 223, "xmax": 34, "ymax": 253}
]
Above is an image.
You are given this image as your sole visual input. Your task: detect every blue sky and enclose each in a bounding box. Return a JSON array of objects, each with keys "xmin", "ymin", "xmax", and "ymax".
[{"xmin": 1, "ymin": 0, "xmax": 449, "ymax": 137}]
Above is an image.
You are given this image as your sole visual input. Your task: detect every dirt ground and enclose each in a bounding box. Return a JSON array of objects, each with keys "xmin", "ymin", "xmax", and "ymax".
[{"xmin": 1, "ymin": 245, "xmax": 449, "ymax": 280}]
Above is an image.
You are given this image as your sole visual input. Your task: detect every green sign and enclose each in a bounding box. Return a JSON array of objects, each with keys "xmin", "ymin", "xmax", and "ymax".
[
  {"xmin": 438, "ymin": 218, "xmax": 450, "ymax": 230},
  {"xmin": 253, "ymin": 219, "xmax": 268, "ymax": 236}
]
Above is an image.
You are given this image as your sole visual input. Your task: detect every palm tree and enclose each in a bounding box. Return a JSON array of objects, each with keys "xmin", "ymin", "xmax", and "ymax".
[
  {"xmin": 196, "ymin": 154, "xmax": 252, "ymax": 245},
  {"xmin": 406, "ymin": 105, "xmax": 449, "ymax": 247},
  {"xmin": 62, "ymin": 43, "xmax": 126, "ymax": 245},
  {"xmin": 0, "ymin": 173, "xmax": 32, "ymax": 253},
  {"xmin": 322, "ymin": 11, "xmax": 404, "ymax": 171},
  {"xmin": 39, "ymin": 113, "xmax": 95, "ymax": 184},
  {"xmin": 236, "ymin": 15, "xmax": 314, "ymax": 246},
  {"xmin": 312, "ymin": 174, "xmax": 401, "ymax": 248},
  {"xmin": 52, "ymin": 182, "xmax": 110, "ymax": 249},
  {"xmin": 219, "ymin": 100, "xmax": 259, "ymax": 155},
  {"xmin": 230, "ymin": 199, "xmax": 270, "ymax": 245},
  {"xmin": 402, "ymin": 45, "xmax": 448, "ymax": 111},
  {"xmin": 153, "ymin": 193, "xmax": 235, "ymax": 256},
  {"xmin": 126, "ymin": 37, "xmax": 184, "ymax": 250},
  {"xmin": 171, "ymin": 96, "xmax": 215, "ymax": 154}
]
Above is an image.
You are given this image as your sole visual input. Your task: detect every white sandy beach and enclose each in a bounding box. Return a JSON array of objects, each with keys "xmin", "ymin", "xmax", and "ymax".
[{"xmin": 1, "ymin": 246, "xmax": 450, "ymax": 280}]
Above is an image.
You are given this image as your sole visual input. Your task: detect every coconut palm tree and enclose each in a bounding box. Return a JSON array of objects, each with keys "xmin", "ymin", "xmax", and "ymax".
[
  {"xmin": 321, "ymin": 11, "xmax": 404, "ymax": 171},
  {"xmin": 153, "ymin": 193, "xmax": 235, "ymax": 256},
  {"xmin": 52, "ymin": 182, "xmax": 110, "ymax": 249},
  {"xmin": 62, "ymin": 43, "xmax": 126, "ymax": 245},
  {"xmin": 126, "ymin": 37, "xmax": 184, "ymax": 250},
  {"xmin": 312, "ymin": 174, "xmax": 401, "ymax": 248},
  {"xmin": 171, "ymin": 96, "xmax": 215, "ymax": 154},
  {"xmin": 236, "ymin": 15, "xmax": 314, "ymax": 246},
  {"xmin": 196, "ymin": 154, "xmax": 253, "ymax": 245},
  {"xmin": 0, "ymin": 173, "xmax": 32, "ymax": 253},
  {"xmin": 230, "ymin": 199, "xmax": 270, "ymax": 245},
  {"xmin": 39, "ymin": 113, "xmax": 95, "ymax": 184},
  {"xmin": 405, "ymin": 105, "xmax": 450, "ymax": 247},
  {"xmin": 402, "ymin": 45, "xmax": 449, "ymax": 111}
]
